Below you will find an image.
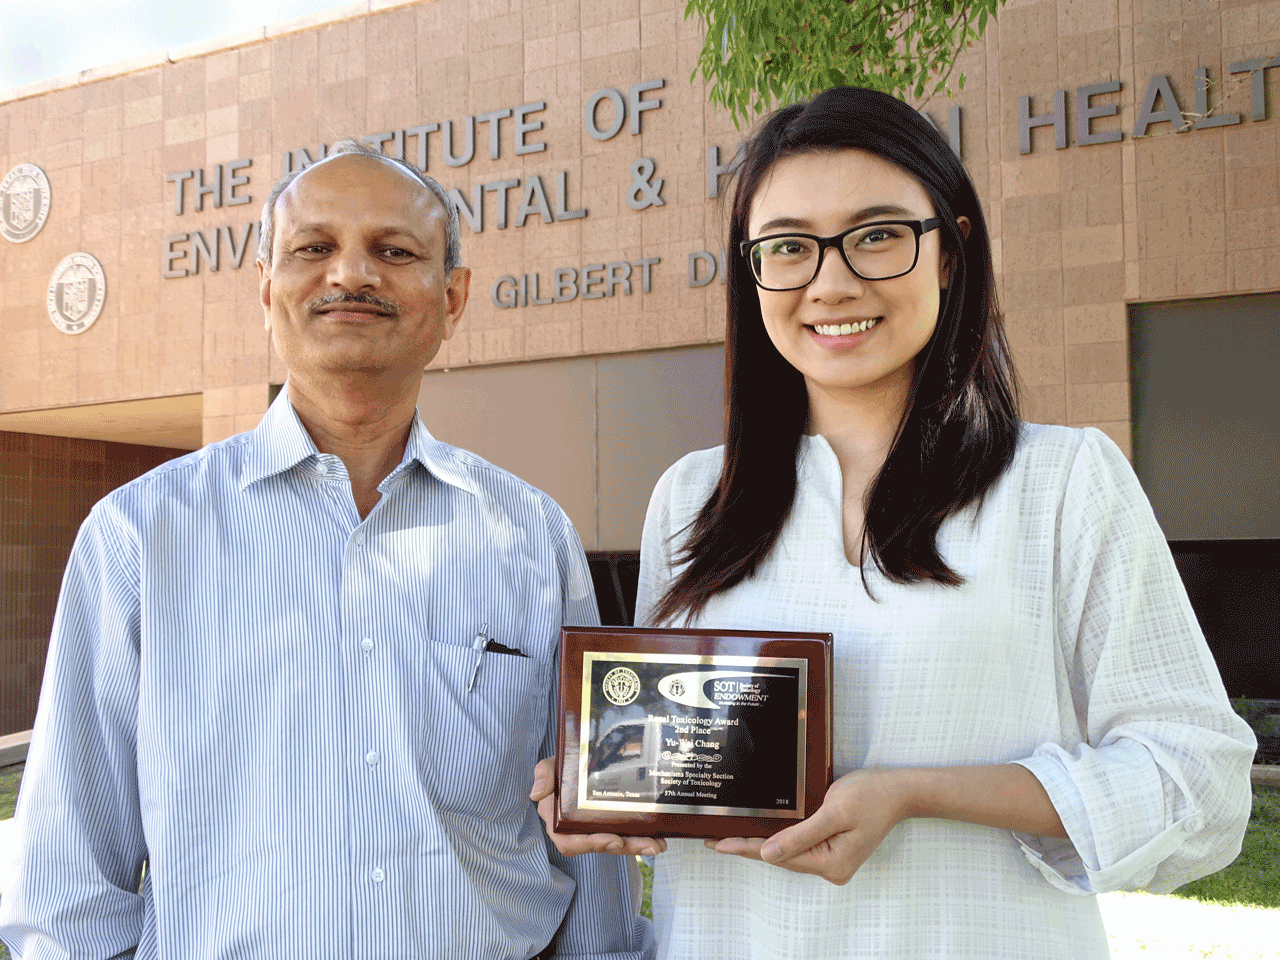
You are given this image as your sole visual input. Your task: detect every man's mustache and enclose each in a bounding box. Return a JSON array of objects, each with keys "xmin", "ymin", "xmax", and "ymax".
[{"xmin": 309, "ymin": 291, "xmax": 400, "ymax": 316}]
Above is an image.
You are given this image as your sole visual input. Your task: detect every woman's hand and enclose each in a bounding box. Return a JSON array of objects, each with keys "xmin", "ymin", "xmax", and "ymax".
[
  {"xmin": 704, "ymin": 768, "xmax": 911, "ymax": 885},
  {"xmin": 704, "ymin": 763, "xmax": 1066, "ymax": 885},
  {"xmin": 530, "ymin": 757, "xmax": 667, "ymax": 858}
]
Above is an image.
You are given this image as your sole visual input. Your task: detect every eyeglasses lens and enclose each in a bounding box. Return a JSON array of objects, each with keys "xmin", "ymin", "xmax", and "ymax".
[{"xmin": 750, "ymin": 223, "xmax": 919, "ymax": 289}]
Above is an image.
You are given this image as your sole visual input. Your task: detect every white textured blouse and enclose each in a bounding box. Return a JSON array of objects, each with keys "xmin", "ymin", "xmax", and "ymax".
[{"xmin": 636, "ymin": 424, "xmax": 1255, "ymax": 960}]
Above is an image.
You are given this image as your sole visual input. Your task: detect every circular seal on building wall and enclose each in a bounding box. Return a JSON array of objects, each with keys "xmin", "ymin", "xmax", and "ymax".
[
  {"xmin": 1, "ymin": 164, "xmax": 52, "ymax": 243},
  {"xmin": 47, "ymin": 253, "xmax": 107, "ymax": 335},
  {"xmin": 602, "ymin": 666, "xmax": 641, "ymax": 706}
]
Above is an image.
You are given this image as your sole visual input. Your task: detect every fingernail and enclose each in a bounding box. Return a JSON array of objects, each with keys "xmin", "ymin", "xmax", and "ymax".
[
  {"xmin": 606, "ymin": 840, "xmax": 624, "ymax": 852},
  {"xmin": 760, "ymin": 842, "xmax": 778, "ymax": 861},
  {"xmin": 531, "ymin": 778, "xmax": 546, "ymax": 795},
  {"xmin": 642, "ymin": 845, "xmax": 659, "ymax": 856}
]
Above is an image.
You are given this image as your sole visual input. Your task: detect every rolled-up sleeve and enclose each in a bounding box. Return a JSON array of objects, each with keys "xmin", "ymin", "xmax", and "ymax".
[
  {"xmin": 1, "ymin": 504, "xmax": 149, "ymax": 958},
  {"xmin": 541, "ymin": 512, "xmax": 654, "ymax": 959},
  {"xmin": 1013, "ymin": 430, "xmax": 1256, "ymax": 895}
]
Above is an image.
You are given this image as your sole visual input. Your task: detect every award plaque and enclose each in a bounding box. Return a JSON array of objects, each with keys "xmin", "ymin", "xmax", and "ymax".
[{"xmin": 555, "ymin": 626, "xmax": 833, "ymax": 839}]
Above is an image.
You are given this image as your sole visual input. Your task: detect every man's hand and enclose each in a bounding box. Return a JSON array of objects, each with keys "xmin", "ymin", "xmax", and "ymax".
[
  {"xmin": 703, "ymin": 768, "xmax": 911, "ymax": 885},
  {"xmin": 531, "ymin": 757, "xmax": 667, "ymax": 858}
]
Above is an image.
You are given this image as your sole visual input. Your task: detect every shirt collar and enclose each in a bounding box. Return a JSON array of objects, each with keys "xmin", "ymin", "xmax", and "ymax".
[
  {"xmin": 240, "ymin": 386, "xmax": 317, "ymax": 488},
  {"xmin": 402, "ymin": 411, "xmax": 480, "ymax": 498},
  {"xmin": 240, "ymin": 383, "xmax": 478, "ymax": 498}
]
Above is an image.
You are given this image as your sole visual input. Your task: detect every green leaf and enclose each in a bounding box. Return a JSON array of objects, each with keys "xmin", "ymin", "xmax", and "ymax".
[{"xmin": 684, "ymin": 0, "xmax": 1007, "ymax": 126}]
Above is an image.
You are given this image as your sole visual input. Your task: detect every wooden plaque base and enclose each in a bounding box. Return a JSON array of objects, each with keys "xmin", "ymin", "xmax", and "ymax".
[{"xmin": 555, "ymin": 626, "xmax": 832, "ymax": 840}]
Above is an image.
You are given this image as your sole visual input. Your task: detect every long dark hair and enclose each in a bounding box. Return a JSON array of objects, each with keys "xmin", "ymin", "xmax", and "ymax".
[{"xmin": 654, "ymin": 86, "xmax": 1020, "ymax": 625}]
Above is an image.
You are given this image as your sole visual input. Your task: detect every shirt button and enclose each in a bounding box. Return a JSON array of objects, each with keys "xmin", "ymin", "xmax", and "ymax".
[
  {"xmin": 316, "ymin": 460, "xmax": 329, "ymax": 476},
  {"xmin": 354, "ymin": 532, "xmax": 366, "ymax": 547},
  {"xmin": 371, "ymin": 868, "xmax": 385, "ymax": 883},
  {"xmin": 360, "ymin": 637, "xmax": 375, "ymax": 652},
  {"xmin": 365, "ymin": 750, "xmax": 379, "ymax": 766}
]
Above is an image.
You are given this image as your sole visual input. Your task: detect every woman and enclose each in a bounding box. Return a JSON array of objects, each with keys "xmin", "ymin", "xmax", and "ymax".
[{"xmin": 537, "ymin": 87, "xmax": 1255, "ymax": 958}]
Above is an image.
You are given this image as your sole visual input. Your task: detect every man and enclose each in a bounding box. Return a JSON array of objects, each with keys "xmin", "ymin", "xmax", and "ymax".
[{"xmin": 0, "ymin": 141, "xmax": 654, "ymax": 959}]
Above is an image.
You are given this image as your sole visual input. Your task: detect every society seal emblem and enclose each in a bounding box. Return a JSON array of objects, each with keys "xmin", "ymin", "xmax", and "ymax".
[
  {"xmin": 47, "ymin": 253, "xmax": 107, "ymax": 335},
  {"xmin": 602, "ymin": 666, "xmax": 641, "ymax": 706},
  {"xmin": 1, "ymin": 164, "xmax": 51, "ymax": 243}
]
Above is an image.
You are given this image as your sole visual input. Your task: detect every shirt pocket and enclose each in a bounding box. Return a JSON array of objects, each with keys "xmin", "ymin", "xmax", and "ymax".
[{"xmin": 418, "ymin": 637, "xmax": 548, "ymax": 819}]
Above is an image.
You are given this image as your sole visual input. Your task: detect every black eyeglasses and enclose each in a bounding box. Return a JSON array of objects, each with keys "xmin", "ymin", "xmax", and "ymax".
[{"xmin": 740, "ymin": 218, "xmax": 942, "ymax": 291}]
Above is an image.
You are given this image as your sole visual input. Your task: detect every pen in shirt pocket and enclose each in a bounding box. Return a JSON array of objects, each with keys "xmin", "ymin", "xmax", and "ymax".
[{"xmin": 466, "ymin": 622, "xmax": 528, "ymax": 693}]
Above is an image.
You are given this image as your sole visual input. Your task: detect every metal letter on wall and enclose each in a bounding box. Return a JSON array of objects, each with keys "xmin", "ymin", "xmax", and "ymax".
[
  {"xmin": 47, "ymin": 253, "xmax": 107, "ymax": 335},
  {"xmin": 1018, "ymin": 91, "xmax": 1067, "ymax": 154},
  {"xmin": 1, "ymin": 164, "xmax": 52, "ymax": 243}
]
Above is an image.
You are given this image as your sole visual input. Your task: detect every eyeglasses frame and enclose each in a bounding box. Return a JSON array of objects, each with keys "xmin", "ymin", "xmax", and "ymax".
[{"xmin": 739, "ymin": 217, "xmax": 944, "ymax": 291}]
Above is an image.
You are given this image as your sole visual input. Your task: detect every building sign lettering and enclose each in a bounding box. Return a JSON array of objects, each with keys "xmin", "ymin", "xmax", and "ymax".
[
  {"xmin": 491, "ymin": 258, "xmax": 661, "ymax": 309},
  {"xmin": 1018, "ymin": 58, "xmax": 1280, "ymax": 154},
  {"xmin": 159, "ymin": 61, "xmax": 1279, "ymax": 294}
]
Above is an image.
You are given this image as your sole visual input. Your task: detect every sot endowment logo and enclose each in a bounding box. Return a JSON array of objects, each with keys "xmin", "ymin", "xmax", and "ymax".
[
  {"xmin": 47, "ymin": 253, "xmax": 106, "ymax": 335},
  {"xmin": 1, "ymin": 164, "xmax": 51, "ymax": 243}
]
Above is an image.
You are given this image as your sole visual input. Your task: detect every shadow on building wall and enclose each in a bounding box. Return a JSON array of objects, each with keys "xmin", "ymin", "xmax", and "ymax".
[
  {"xmin": 0, "ymin": 432, "xmax": 185, "ymax": 735},
  {"xmin": 588, "ymin": 552, "xmax": 641, "ymax": 627},
  {"xmin": 1170, "ymin": 540, "xmax": 1280, "ymax": 701}
]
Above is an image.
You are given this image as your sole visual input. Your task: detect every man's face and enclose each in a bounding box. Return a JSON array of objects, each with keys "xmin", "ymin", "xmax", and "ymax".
[{"xmin": 257, "ymin": 154, "xmax": 469, "ymax": 388}]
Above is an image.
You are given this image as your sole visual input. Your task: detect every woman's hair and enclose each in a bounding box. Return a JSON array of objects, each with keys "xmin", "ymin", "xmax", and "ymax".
[{"xmin": 654, "ymin": 86, "xmax": 1020, "ymax": 625}]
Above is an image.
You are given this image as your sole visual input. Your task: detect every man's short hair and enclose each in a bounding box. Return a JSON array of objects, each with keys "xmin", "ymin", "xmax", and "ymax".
[{"xmin": 257, "ymin": 139, "xmax": 461, "ymax": 274}]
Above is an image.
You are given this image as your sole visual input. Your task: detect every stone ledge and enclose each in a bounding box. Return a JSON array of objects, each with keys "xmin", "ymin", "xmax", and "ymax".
[
  {"xmin": 0, "ymin": 730, "xmax": 31, "ymax": 768},
  {"xmin": 1251, "ymin": 764, "xmax": 1280, "ymax": 787},
  {"xmin": 264, "ymin": 1, "xmax": 369, "ymax": 38},
  {"xmin": 166, "ymin": 29, "xmax": 269, "ymax": 64}
]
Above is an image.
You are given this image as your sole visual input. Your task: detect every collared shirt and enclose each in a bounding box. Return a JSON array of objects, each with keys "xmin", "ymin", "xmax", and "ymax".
[{"xmin": 0, "ymin": 390, "xmax": 653, "ymax": 960}]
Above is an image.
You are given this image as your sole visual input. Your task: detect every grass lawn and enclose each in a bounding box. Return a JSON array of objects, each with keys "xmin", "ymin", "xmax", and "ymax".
[
  {"xmin": 0, "ymin": 766, "xmax": 17, "ymax": 960},
  {"xmin": 1171, "ymin": 783, "xmax": 1280, "ymax": 909},
  {"xmin": 0, "ymin": 765, "xmax": 20, "ymax": 821}
]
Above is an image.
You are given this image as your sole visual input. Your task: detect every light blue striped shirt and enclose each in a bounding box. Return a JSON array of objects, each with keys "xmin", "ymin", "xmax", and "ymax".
[{"xmin": 0, "ymin": 390, "xmax": 653, "ymax": 960}]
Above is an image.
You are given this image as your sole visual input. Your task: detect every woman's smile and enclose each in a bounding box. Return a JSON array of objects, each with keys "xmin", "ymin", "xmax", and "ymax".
[{"xmin": 808, "ymin": 317, "xmax": 882, "ymax": 340}]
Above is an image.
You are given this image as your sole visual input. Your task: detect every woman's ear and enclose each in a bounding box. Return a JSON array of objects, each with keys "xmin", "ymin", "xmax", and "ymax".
[{"xmin": 940, "ymin": 216, "xmax": 972, "ymax": 289}]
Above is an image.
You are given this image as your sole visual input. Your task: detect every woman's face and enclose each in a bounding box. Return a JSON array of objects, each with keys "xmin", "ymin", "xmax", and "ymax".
[{"xmin": 746, "ymin": 149, "xmax": 952, "ymax": 409}]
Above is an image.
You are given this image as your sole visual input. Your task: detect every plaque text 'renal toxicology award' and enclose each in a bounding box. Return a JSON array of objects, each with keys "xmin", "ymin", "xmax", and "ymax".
[{"xmin": 555, "ymin": 626, "xmax": 833, "ymax": 839}]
